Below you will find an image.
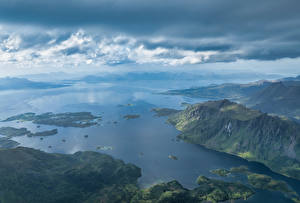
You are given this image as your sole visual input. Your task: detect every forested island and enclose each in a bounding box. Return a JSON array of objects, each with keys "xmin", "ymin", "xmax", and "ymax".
[{"xmin": 2, "ymin": 112, "xmax": 102, "ymax": 128}]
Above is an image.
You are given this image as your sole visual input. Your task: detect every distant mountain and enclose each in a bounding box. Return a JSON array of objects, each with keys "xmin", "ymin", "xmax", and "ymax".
[
  {"xmin": 74, "ymin": 72, "xmax": 207, "ymax": 83},
  {"xmin": 0, "ymin": 77, "xmax": 68, "ymax": 90},
  {"xmin": 246, "ymin": 81, "xmax": 300, "ymax": 120},
  {"xmin": 163, "ymin": 75, "xmax": 300, "ymax": 121},
  {"xmin": 280, "ymin": 75, "xmax": 300, "ymax": 81},
  {"xmin": 164, "ymin": 100, "xmax": 300, "ymax": 180},
  {"xmin": 163, "ymin": 80, "xmax": 271, "ymax": 100},
  {"xmin": 71, "ymin": 72, "xmax": 280, "ymax": 84}
]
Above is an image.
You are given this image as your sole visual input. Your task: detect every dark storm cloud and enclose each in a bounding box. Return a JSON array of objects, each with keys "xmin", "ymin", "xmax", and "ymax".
[{"xmin": 0, "ymin": 0, "xmax": 300, "ymax": 62}]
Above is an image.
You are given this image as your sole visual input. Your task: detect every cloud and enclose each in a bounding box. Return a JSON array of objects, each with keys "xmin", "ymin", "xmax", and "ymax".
[
  {"xmin": 0, "ymin": 0, "xmax": 300, "ymax": 65},
  {"xmin": 0, "ymin": 28, "xmax": 220, "ymax": 67}
]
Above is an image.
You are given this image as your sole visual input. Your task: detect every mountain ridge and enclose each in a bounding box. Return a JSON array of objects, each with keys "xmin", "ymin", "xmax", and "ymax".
[{"xmin": 165, "ymin": 100, "xmax": 300, "ymax": 180}]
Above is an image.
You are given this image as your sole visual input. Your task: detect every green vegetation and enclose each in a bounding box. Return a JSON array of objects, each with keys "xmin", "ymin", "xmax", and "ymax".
[
  {"xmin": 0, "ymin": 147, "xmax": 254, "ymax": 203},
  {"xmin": 0, "ymin": 127, "xmax": 58, "ymax": 137},
  {"xmin": 212, "ymin": 166, "xmax": 300, "ymax": 202},
  {"xmin": 210, "ymin": 169, "xmax": 230, "ymax": 177},
  {"xmin": 2, "ymin": 112, "xmax": 102, "ymax": 128},
  {"xmin": 28, "ymin": 129, "xmax": 58, "ymax": 137},
  {"xmin": 151, "ymin": 108, "xmax": 181, "ymax": 117},
  {"xmin": 0, "ymin": 127, "xmax": 31, "ymax": 137},
  {"xmin": 246, "ymin": 82, "xmax": 300, "ymax": 121},
  {"xmin": 163, "ymin": 80, "xmax": 300, "ymax": 121},
  {"xmin": 0, "ymin": 147, "xmax": 141, "ymax": 203},
  {"xmin": 166, "ymin": 100, "xmax": 300, "ymax": 180},
  {"xmin": 247, "ymin": 173, "xmax": 293, "ymax": 194},
  {"xmin": 0, "ymin": 137, "xmax": 19, "ymax": 149},
  {"xmin": 0, "ymin": 127, "xmax": 58, "ymax": 149},
  {"xmin": 131, "ymin": 176, "xmax": 253, "ymax": 203},
  {"xmin": 97, "ymin": 146, "xmax": 113, "ymax": 150},
  {"xmin": 123, "ymin": 114, "xmax": 140, "ymax": 120},
  {"xmin": 229, "ymin": 165, "xmax": 249, "ymax": 174}
]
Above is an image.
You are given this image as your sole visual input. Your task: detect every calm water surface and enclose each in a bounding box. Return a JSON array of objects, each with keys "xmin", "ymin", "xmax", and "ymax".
[{"xmin": 0, "ymin": 80, "xmax": 299, "ymax": 203}]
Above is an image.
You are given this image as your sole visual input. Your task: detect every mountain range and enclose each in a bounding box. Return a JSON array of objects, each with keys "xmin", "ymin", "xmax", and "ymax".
[
  {"xmin": 0, "ymin": 77, "xmax": 68, "ymax": 90},
  {"xmin": 164, "ymin": 75, "xmax": 300, "ymax": 121}
]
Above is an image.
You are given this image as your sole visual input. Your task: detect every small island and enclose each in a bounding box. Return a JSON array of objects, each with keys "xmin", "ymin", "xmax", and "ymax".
[
  {"xmin": 0, "ymin": 127, "xmax": 58, "ymax": 149},
  {"xmin": 211, "ymin": 166, "xmax": 300, "ymax": 202},
  {"xmin": 2, "ymin": 112, "xmax": 102, "ymax": 128},
  {"xmin": 97, "ymin": 146, "xmax": 113, "ymax": 150},
  {"xmin": 210, "ymin": 168, "xmax": 230, "ymax": 177},
  {"xmin": 168, "ymin": 155, "xmax": 178, "ymax": 160},
  {"xmin": 0, "ymin": 137, "xmax": 20, "ymax": 149},
  {"xmin": 0, "ymin": 127, "xmax": 58, "ymax": 138},
  {"xmin": 132, "ymin": 176, "xmax": 254, "ymax": 203},
  {"xmin": 123, "ymin": 114, "xmax": 140, "ymax": 120}
]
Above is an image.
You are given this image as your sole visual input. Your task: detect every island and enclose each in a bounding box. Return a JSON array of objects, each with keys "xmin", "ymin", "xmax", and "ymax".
[
  {"xmin": 97, "ymin": 146, "xmax": 113, "ymax": 151},
  {"xmin": 2, "ymin": 112, "xmax": 102, "ymax": 128},
  {"xmin": 161, "ymin": 100, "xmax": 300, "ymax": 181},
  {"xmin": 123, "ymin": 114, "xmax": 140, "ymax": 120},
  {"xmin": 0, "ymin": 147, "xmax": 255, "ymax": 203},
  {"xmin": 0, "ymin": 137, "xmax": 20, "ymax": 149},
  {"xmin": 211, "ymin": 166, "xmax": 300, "ymax": 202},
  {"xmin": 0, "ymin": 127, "xmax": 58, "ymax": 138},
  {"xmin": 168, "ymin": 155, "xmax": 178, "ymax": 160},
  {"xmin": 210, "ymin": 169, "xmax": 230, "ymax": 177},
  {"xmin": 131, "ymin": 176, "xmax": 253, "ymax": 203},
  {"xmin": 0, "ymin": 127, "xmax": 58, "ymax": 149}
]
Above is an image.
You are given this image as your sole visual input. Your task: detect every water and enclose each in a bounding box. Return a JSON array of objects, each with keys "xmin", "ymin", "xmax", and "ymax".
[{"xmin": 0, "ymin": 80, "xmax": 299, "ymax": 202}]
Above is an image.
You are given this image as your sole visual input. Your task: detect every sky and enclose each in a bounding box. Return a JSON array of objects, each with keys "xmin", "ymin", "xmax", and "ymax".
[{"xmin": 0, "ymin": 0, "xmax": 300, "ymax": 77}]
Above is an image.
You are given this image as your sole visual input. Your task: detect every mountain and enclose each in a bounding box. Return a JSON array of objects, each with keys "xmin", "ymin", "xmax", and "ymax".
[
  {"xmin": 163, "ymin": 76, "xmax": 300, "ymax": 121},
  {"xmin": 246, "ymin": 81, "xmax": 300, "ymax": 120},
  {"xmin": 69, "ymin": 72, "xmax": 280, "ymax": 84},
  {"xmin": 0, "ymin": 147, "xmax": 254, "ymax": 203},
  {"xmin": 0, "ymin": 77, "xmax": 68, "ymax": 90},
  {"xmin": 280, "ymin": 75, "xmax": 300, "ymax": 82},
  {"xmin": 0, "ymin": 147, "xmax": 141, "ymax": 203},
  {"xmin": 163, "ymin": 81, "xmax": 271, "ymax": 100},
  {"xmin": 165, "ymin": 100, "xmax": 300, "ymax": 180}
]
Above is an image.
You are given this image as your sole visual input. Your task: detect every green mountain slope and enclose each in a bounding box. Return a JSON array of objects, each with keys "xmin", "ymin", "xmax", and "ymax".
[
  {"xmin": 167, "ymin": 100, "xmax": 300, "ymax": 180},
  {"xmin": 0, "ymin": 147, "xmax": 141, "ymax": 203},
  {"xmin": 163, "ymin": 78, "xmax": 300, "ymax": 121},
  {"xmin": 0, "ymin": 147, "xmax": 254, "ymax": 203}
]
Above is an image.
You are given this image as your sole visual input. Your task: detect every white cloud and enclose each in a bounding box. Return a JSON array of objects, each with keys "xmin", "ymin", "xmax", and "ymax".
[{"xmin": 0, "ymin": 27, "xmax": 218, "ymax": 69}]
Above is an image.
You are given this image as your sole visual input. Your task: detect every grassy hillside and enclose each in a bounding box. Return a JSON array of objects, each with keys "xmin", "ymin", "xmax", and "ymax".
[{"xmin": 167, "ymin": 100, "xmax": 300, "ymax": 180}]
